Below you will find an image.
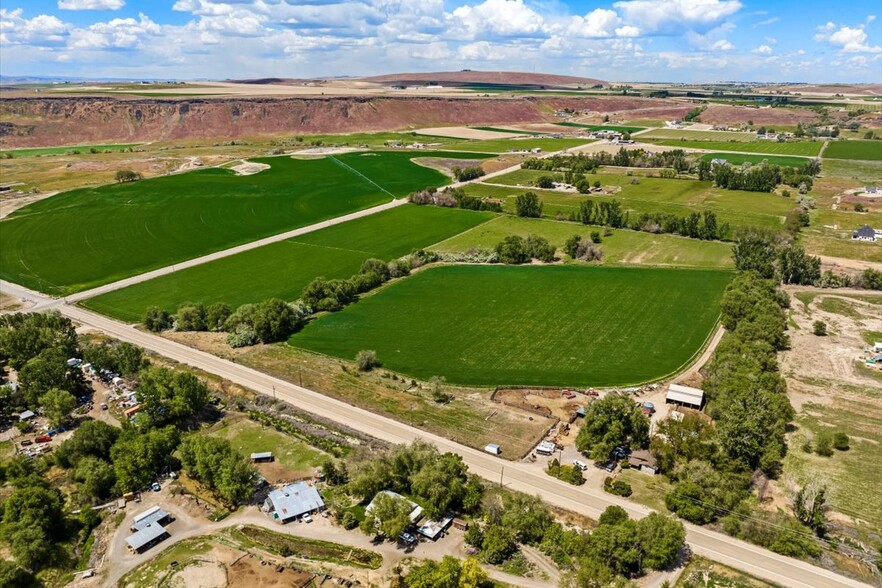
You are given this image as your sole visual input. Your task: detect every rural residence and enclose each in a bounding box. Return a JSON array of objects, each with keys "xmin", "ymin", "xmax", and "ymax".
[{"xmin": 263, "ymin": 481, "xmax": 324, "ymax": 524}]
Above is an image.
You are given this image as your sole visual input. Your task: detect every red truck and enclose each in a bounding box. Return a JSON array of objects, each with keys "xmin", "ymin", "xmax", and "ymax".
[{"xmin": 35, "ymin": 435, "xmax": 52, "ymax": 444}]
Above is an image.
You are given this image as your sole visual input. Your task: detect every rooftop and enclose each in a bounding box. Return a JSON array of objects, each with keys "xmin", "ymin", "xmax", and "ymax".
[
  {"xmin": 125, "ymin": 522, "xmax": 167, "ymax": 551},
  {"xmin": 265, "ymin": 481, "xmax": 324, "ymax": 520}
]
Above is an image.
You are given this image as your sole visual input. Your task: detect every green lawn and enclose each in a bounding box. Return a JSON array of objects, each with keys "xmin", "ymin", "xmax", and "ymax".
[
  {"xmin": 555, "ymin": 122, "xmax": 645, "ymax": 133},
  {"xmin": 290, "ymin": 264, "xmax": 730, "ymax": 387},
  {"xmin": 2, "ymin": 143, "xmax": 143, "ymax": 157},
  {"xmin": 207, "ymin": 418, "xmax": 325, "ymax": 475},
  {"xmin": 820, "ymin": 158, "xmax": 882, "ymax": 183},
  {"xmin": 470, "ymin": 170, "xmax": 792, "ymax": 231},
  {"xmin": 431, "ymin": 215, "xmax": 734, "ymax": 268},
  {"xmin": 440, "ymin": 137, "xmax": 593, "ymax": 154},
  {"xmin": 650, "ymin": 139, "xmax": 823, "ymax": 157},
  {"xmin": 83, "ymin": 205, "xmax": 494, "ymax": 321},
  {"xmin": 699, "ymin": 152, "xmax": 810, "ymax": 168},
  {"xmin": 1, "ymin": 151, "xmax": 488, "ymax": 294},
  {"xmin": 823, "ymin": 140, "xmax": 882, "ymax": 161},
  {"xmin": 638, "ymin": 129, "xmax": 757, "ymax": 142}
]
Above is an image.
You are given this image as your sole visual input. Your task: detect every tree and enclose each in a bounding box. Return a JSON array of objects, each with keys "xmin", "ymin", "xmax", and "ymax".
[
  {"xmin": 252, "ymin": 298, "xmax": 300, "ymax": 343},
  {"xmin": 111, "ymin": 426, "xmax": 180, "ymax": 492},
  {"xmin": 176, "ymin": 303, "xmax": 207, "ymax": 331},
  {"xmin": 0, "ymin": 311, "xmax": 78, "ymax": 370},
  {"xmin": 17, "ymin": 347, "xmax": 83, "ymax": 406},
  {"xmin": 144, "ymin": 306, "xmax": 172, "ymax": 332},
  {"xmin": 496, "ymin": 235, "xmax": 529, "ymax": 264},
  {"xmin": 39, "ymin": 388, "xmax": 76, "ymax": 427},
  {"xmin": 137, "ymin": 366, "xmax": 210, "ymax": 427},
  {"xmin": 813, "ymin": 321, "xmax": 827, "ymax": 336},
  {"xmin": 364, "ymin": 492, "xmax": 413, "ymax": 539},
  {"xmin": 636, "ymin": 513, "xmax": 686, "ymax": 571},
  {"xmin": 5, "ymin": 525, "xmax": 53, "ymax": 572},
  {"xmin": 833, "ymin": 432, "xmax": 849, "ymax": 451},
  {"xmin": 481, "ymin": 525, "xmax": 517, "ymax": 564},
  {"xmin": 515, "ymin": 192, "xmax": 543, "ymax": 218},
  {"xmin": 598, "ymin": 505, "xmax": 629, "ymax": 527},
  {"xmin": 814, "ymin": 431, "xmax": 833, "ymax": 456},
  {"xmin": 650, "ymin": 414, "xmax": 716, "ymax": 473},
  {"xmin": 0, "ymin": 560, "xmax": 34, "ymax": 588},
  {"xmin": 575, "ymin": 393, "xmax": 650, "ymax": 461},
  {"xmin": 74, "ymin": 456, "xmax": 116, "ymax": 503},
  {"xmin": 356, "ymin": 349, "xmax": 379, "ymax": 371},
  {"xmin": 55, "ymin": 419, "xmax": 119, "ymax": 468},
  {"xmin": 179, "ymin": 436, "xmax": 256, "ymax": 505},
  {"xmin": 732, "ymin": 228, "xmax": 778, "ymax": 279},
  {"xmin": 406, "ymin": 556, "xmax": 461, "ymax": 588},
  {"xmin": 361, "ymin": 258, "xmax": 392, "ymax": 280},
  {"xmin": 459, "ymin": 557, "xmax": 489, "ymax": 588},
  {"xmin": 536, "ymin": 175, "xmax": 555, "ymax": 189},
  {"xmin": 114, "ymin": 169, "xmax": 142, "ymax": 183},
  {"xmin": 205, "ymin": 302, "xmax": 233, "ymax": 331},
  {"xmin": 792, "ymin": 480, "xmax": 829, "ymax": 535}
]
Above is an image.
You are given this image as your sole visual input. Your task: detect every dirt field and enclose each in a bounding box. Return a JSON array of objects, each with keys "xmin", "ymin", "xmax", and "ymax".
[
  {"xmin": 230, "ymin": 161, "xmax": 271, "ymax": 176},
  {"xmin": 415, "ymin": 126, "xmax": 522, "ymax": 140},
  {"xmin": 700, "ymin": 103, "xmax": 821, "ymax": 125}
]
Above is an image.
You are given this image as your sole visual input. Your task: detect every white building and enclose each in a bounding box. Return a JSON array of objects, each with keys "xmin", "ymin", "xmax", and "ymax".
[{"xmin": 666, "ymin": 384, "xmax": 704, "ymax": 409}]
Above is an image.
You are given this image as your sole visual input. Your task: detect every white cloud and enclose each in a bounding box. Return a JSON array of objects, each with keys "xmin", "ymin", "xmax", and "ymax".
[
  {"xmin": 568, "ymin": 9, "xmax": 621, "ymax": 38},
  {"xmin": 754, "ymin": 16, "xmax": 778, "ymax": 27},
  {"xmin": 451, "ymin": 0, "xmax": 545, "ymax": 39},
  {"xmin": 710, "ymin": 39, "xmax": 734, "ymax": 51},
  {"xmin": 70, "ymin": 13, "xmax": 160, "ymax": 49},
  {"xmin": 0, "ymin": 9, "xmax": 70, "ymax": 45},
  {"xmin": 816, "ymin": 22, "xmax": 881, "ymax": 53},
  {"xmin": 751, "ymin": 44, "xmax": 772, "ymax": 54},
  {"xmin": 58, "ymin": 0, "xmax": 125, "ymax": 10},
  {"xmin": 614, "ymin": 0, "xmax": 742, "ymax": 33},
  {"xmin": 615, "ymin": 25, "xmax": 640, "ymax": 37}
]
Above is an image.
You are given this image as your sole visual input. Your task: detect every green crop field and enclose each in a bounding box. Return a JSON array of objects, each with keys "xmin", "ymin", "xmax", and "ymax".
[
  {"xmin": 555, "ymin": 122, "xmax": 645, "ymax": 133},
  {"xmin": 467, "ymin": 170, "xmax": 793, "ymax": 230},
  {"xmin": 823, "ymin": 140, "xmax": 882, "ymax": 161},
  {"xmin": 1, "ymin": 151, "xmax": 488, "ymax": 294},
  {"xmin": 2, "ymin": 143, "xmax": 143, "ymax": 157},
  {"xmin": 83, "ymin": 205, "xmax": 494, "ymax": 322},
  {"xmin": 431, "ymin": 215, "xmax": 734, "ymax": 268},
  {"xmin": 650, "ymin": 139, "xmax": 823, "ymax": 156},
  {"xmin": 290, "ymin": 265, "xmax": 730, "ymax": 387},
  {"xmin": 471, "ymin": 126, "xmax": 542, "ymax": 135},
  {"xmin": 638, "ymin": 129, "xmax": 756, "ymax": 141},
  {"xmin": 441, "ymin": 137, "xmax": 593, "ymax": 154},
  {"xmin": 699, "ymin": 152, "xmax": 810, "ymax": 167}
]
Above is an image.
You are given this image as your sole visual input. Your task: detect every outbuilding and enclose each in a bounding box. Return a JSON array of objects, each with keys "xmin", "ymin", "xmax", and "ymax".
[
  {"xmin": 18, "ymin": 410, "xmax": 35, "ymax": 422},
  {"xmin": 263, "ymin": 481, "xmax": 324, "ymax": 524},
  {"xmin": 418, "ymin": 516, "xmax": 453, "ymax": 541},
  {"xmin": 250, "ymin": 451, "xmax": 274, "ymax": 463},
  {"xmin": 125, "ymin": 522, "xmax": 169, "ymax": 554},
  {"xmin": 873, "ymin": 342, "xmax": 882, "ymax": 354},
  {"xmin": 666, "ymin": 384, "xmax": 704, "ymax": 409},
  {"xmin": 852, "ymin": 225, "xmax": 877, "ymax": 242},
  {"xmin": 627, "ymin": 449, "xmax": 658, "ymax": 475},
  {"xmin": 131, "ymin": 506, "xmax": 171, "ymax": 532},
  {"xmin": 535, "ymin": 441, "xmax": 556, "ymax": 456}
]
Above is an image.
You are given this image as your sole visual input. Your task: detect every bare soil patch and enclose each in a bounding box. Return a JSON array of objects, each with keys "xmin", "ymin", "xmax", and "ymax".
[
  {"xmin": 416, "ymin": 126, "xmax": 519, "ymax": 140},
  {"xmin": 230, "ymin": 161, "xmax": 270, "ymax": 176},
  {"xmin": 700, "ymin": 103, "xmax": 821, "ymax": 125}
]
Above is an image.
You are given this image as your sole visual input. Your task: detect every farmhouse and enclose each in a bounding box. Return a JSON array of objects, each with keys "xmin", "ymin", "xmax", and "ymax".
[
  {"xmin": 866, "ymin": 186, "xmax": 880, "ymax": 195},
  {"xmin": 250, "ymin": 451, "xmax": 274, "ymax": 463},
  {"xmin": 366, "ymin": 490, "xmax": 424, "ymax": 523},
  {"xmin": 852, "ymin": 225, "xmax": 878, "ymax": 242},
  {"xmin": 666, "ymin": 383, "xmax": 704, "ymax": 409},
  {"xmin": 627, "ymin": 449, "xmax": 658, "ymax": 475},
  {"xmin": 263, "ymin": 481, "xmax": 324, "ymax": 523}
]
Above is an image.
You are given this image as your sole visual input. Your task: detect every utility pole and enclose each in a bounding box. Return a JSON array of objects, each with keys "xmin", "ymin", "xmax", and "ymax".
[
  {"xmin": 272, "ymin": 385, "xmax": 276, "ymax": 401},
  {"xmin": 410, "ymin": 402, "xmax": 414, "ymax": 427},
  {"xmin": 299, "ymin": 366, "xmax": 303, "ymax": 387},
  {"xmin": 499, "ymin": 466, "xmax": 504, "ymax": 487}
]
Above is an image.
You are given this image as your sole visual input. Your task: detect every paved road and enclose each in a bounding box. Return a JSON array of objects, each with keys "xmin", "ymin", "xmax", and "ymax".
[{"xmin": 8, "ymin": 296, "xmax": 856, "ymax": 588}]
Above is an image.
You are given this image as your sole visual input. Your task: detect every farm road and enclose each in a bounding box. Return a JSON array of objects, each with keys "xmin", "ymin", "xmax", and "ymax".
[{"xmin": 0, "ymin": 281, "xmax": 863, "ymax": 588}]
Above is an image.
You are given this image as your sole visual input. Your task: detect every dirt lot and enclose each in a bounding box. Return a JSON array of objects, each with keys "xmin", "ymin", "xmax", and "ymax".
[{"xmin": 415, "ymin": 126, "xmax": 522, "ymax": 140}]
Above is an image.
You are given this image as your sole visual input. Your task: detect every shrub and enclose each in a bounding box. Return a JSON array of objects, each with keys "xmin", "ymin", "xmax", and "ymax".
[
  {"xmin": 815, "ymin": 432, "xmax": 833, "ymax": 457},
  {"xmin": 226, "ymin": 323, "xmax": 257, "ymax": 348},
  {"xmin": 341, "ymin": 511, "xmax": 358, "ymax": 530},
  {"xmin": 590, "ymin": 231, "xmax": 602, "ymax": 244},
  {"xmin": 812, "ymin": 321, "xmax": 827, "ymax": 336},
  {"xmin": 833, "ymin": 432, "xmax": 850, "ymax": 451},
  {"xmin": 356, "ymin": 350, "xmax": 379, "ymax": 372},
  {"xmin": 515, "ymin": 192, "xmax": 543, "ymax": 218},
  {"xmin": 114, "ymin": 169, "xmax": 142, "ymax": 183},
  {"xmin": 854, "ymin": 203, "xmax": 866, "ymax": 212},
  {"xmin": 603, "ymin": 477, "xmax": 632, "ymax": 497},
  {"xmin": 144, "ymin": 306, "xmax": 172, "ymax": 332}
]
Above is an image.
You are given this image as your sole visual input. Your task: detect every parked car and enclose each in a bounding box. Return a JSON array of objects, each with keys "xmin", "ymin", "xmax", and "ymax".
[
  {"xmin": 596, "ymin": 460, "xmax": 616, "ymax": 472},
  {"xmin": 573, "ymin": 459, "xmax": 588, "ymax": 471},
  {"xmin": 100, "ymin": 403, "xmax": 108, "ymax": 410},
  {"xmin": 20, "ymin": 440, "xmax": 33, "ymax": 447},
  {"xmin": 151, "ymin": 482, "xmax": 161, "ymax": 492},
  {"xmin": 35, "ymin": 435, "xmax": 52, "ymax": 444},
  {"xmin": 398, "ymin": 532, "xmax": 417, "ymax": 545},
  {"xmin": 301, "ymin": 514, "xmax": 313, "ymax": 523}
]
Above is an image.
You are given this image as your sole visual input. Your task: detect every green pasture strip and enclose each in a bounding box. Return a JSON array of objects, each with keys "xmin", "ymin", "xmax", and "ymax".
[
  {"xmin": 3, "ymin": 143, "xmax": 143, "ymax": 157},
  {"xmin": 82, "ymin": 205, "xmax": 494, "ymax": 322},
  {"xmin": 699, "ymin": 152, "xmax": 811, "ymax": 168},
  {"xmin": 638, "ymin": 129, "xmax": 757, "ymax": 142},
  {"xmin": 648, "ymin": 139, "xmax": 823, "ymax": 157},
  {"xmin": 822, "ymin": 140, "xmax": 882, "ymax": 161},
  {"xmin": 439, "ymin": 137, "xmax": 593, "ymax": 154},
  {"xmin": 290, "ymin": 264, "xmax": 730, "ymax": 387},
  {"xmin": 470, "ymin": 126, "xmax": 541, "ymax": 135},
  {"xmin": 555, "ymin": 122, "xmax": 646, "ymax": 133}
]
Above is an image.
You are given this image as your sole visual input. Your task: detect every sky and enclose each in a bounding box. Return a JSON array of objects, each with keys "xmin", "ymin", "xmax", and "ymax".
[{"xmin": 1, "ymin": 0, "xmax": 881, "ymax": 83}]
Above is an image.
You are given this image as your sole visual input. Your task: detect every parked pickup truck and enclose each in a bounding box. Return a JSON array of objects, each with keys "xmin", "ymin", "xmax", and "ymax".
[{"xmin": 35, "ymin": 435, "xmax": 52, "ymax": 444}]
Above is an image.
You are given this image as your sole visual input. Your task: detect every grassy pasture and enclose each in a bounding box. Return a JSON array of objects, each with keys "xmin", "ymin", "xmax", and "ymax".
[
  {"xmin": 638, "ymin": 129, "xmax": 756, "ymax": 141},
  {"xmin": 823, "ymin": 140, "xmax": 882, "ymax": 161},
  {"xmin": 441, "ymin": 137, "xmax": 593, "ymax": 154},
  {"xmin": 699, "ymin": 152, "xmax": 810, "ymax": 168},
  {"xmin": 83, "ymin": 205, "xmax": 494, "ymax": 321},
  {"xmin": 470, "ymin": 170, "xmax": 793, "ymax": 230},
  {"xmin": 818, "ymin": 158, "xmax": 882, "ymax": 183},
  {"xmin": 2, "ymin": 143, "xmax": 143, "ymax": 158},
  {"xmin": 471, "ymin": 126, "xmax": 542, "ymax": 135},
  {"xmin": 555, "ymin": 122, "xmax": 645, "ymax": 133},
  {"xmin": 650, "ymin": 139, "xmax": 824, "ymax": 156},
  {"xmin": 1, "ymin": 151, "xmax": 487, "ymax": 294},
  {"xmin": 206, "ymin": 418, "xmax": 325, "ymax": 476},
  {"xmin": 290, "ymin": 264, "xmax": 730, "ymax": 387},
  {"xmin": 431, "ymin": 215, "xmax": 734, "ymax": 268}
]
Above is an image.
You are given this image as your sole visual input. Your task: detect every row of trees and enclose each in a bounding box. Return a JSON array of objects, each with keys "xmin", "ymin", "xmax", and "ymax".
[
  {"xmin": 495, "ymin": 234, "xmax": 555, "ymax": 264},
  {"xmin": 708, "ymin": 162, "xmax": 815, "ymax": 194},
  {"xmin": 522, "ymin": 148, "xmax": 693, "ymax": 174},
  {"xmin": 630, "ymin": 210, "xmax": 728, "ymax": 241},
  {"xmin": 410, "ymin": 187, "xmax": 502, "ymax": 212}
]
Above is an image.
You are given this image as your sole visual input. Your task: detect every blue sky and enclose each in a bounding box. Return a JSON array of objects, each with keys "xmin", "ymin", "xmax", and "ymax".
[{"xmin": 1, "ymin": 0, "xmax": 880, "ymax": 82}]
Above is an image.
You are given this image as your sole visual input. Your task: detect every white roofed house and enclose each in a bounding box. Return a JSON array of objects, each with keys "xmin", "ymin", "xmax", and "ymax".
[
  {"xmin": 666, "ymin": 384, "xmax": 704, "ymax": 409},
  {"xmin": 852, "ymin": 225, "xmax": 877, "ymax": 242},
  {"xmin": 263, "ymin": 481, "xmax": 324, "ymax": 523}
]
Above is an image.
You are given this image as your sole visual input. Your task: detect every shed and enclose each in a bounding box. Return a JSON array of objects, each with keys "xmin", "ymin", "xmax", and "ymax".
[
  {"xmin": 125, "ymin": 522, "xmax": 169, "ymax": 554},
  {"xmin": 124, "ymin": 405, "xmax": 141, "ymax": 419},
  {"xmin": 874, "ymin": 342, "xmax": 882, "ymax": 354},
  {"xmin": 575, "ymin": 406, "xmax": 587, "ymax": 418},
  {"xmin": 418, "ymin": 516, "xmax": 453, "ymax": 541},
  {"xmin": 18, "ymin": 410, "xmax": 35, "ymax": 422},
  {"xmin": 852, "ymin": 225, "xmax": 877, "ymax": 242},
  {"xmin": 131, "ymin": 506, "xmax": 171, "ymax": 532},
  {"xmin": 535, "ymin": 441, "xmax": 556, "ymax": 456},
  {"xmin": 666, "ymin": 384, "xmax": 704, "ymax": 409},
  {"xmin": 263, "ymin": 481, "xmax": 324, "ymax": 523},
  {"xmin": 484, "ymin": 443, "xmax": 502, "ymax": 455},
  {"xmin": 452, "ymin": 518, "xmax": 469, "ymax": 531},
  {"xmin": 250, "ymin": 451, "xmax": 274, "ymax": 463}
]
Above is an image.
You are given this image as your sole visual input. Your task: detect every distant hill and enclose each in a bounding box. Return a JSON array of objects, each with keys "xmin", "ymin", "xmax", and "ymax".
[{"xmin": 360, "ymin": 71, "xmax": 606, "ymax": 87}]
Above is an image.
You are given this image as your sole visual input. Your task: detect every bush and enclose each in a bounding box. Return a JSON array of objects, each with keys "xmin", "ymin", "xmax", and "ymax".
[
  {"xmin": 812, "ymin": 321, "xmax": 827, "ymax": 336},
  {"xmin": 515, "ymin": 192, "xmax": 543, "ymax": 218},
  {"xmin": 603, "ymin": 477, "xmax": 632, "ymax": 497},
  {"xmin": 833, "ymin": 432, "xmax": 850, "ymax": 451},
  {"xmin": 815, "ymin": 431, "xmax": 834, "ymax": 457},
  {"xmin": 356, "ymin": 350, "xmax": 379, "ymax": 372},
  {"xmin": 114, "ymin": 169, "xmax": 142, "ymax": 183},
  {"xmin": 341, "ymin": 511, "xmax": 358, "ymax": 530},
  {"xmin": 144, "ymin": 306, "xmax": 172, "ymax": 332},
  {"xmin": 226, "ymin": 323, "xmax": 257, "ymax": 348},
  {"xmin": 590, "ymin": 231, "xmax": 602, "ymax": 244},
  {"xmin": 854, "ymin": 203, "xmax": 866, "ymax": 212}
]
